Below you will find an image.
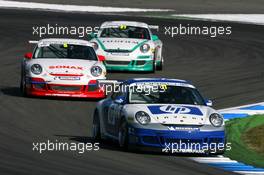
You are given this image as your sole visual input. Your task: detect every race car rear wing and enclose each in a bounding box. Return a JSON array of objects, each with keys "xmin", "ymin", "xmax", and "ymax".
[{"xmin": 149, "ymin": 25, "xmax": 159, "ymax": 31}]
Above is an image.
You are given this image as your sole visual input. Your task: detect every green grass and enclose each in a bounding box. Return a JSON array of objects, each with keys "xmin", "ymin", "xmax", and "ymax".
[
  {"xmin": 224, "ymin": 115, "xmax": 264, "ymax": 168},
  {"xmin": 243, "ymin": 124, "xmax": 264, "ymax": 155}
]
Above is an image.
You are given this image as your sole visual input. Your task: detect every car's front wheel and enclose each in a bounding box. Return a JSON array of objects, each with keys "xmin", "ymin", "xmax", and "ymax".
[
  {"xmin": 156, "ymin": 57, "xmax": 163, "ymax": 71},
  {"xmin": 91, "ymin": 110, "xmax": 101, "ymax": 141},
  {"xmin": 118, "ymin": 118, "xmax": 128, "ymax": 149},
  {"xmin": 20, "ymin": 73, "xmax": 27, "ymax": 97},
  {"xmin": 150, "ymin": 60, "xmax": 156, "ymax": 73}
]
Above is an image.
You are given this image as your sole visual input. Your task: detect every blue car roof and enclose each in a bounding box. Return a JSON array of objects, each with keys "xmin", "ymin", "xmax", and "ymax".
[{"xmin": 123, "ymin": 78, "xmax": 193, "ymax": 86}]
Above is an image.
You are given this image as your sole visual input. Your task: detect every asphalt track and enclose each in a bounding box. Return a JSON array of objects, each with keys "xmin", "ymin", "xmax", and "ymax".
[{"xmin": 0, "ymin": 9, "xmax": 264, "ymax": 175}]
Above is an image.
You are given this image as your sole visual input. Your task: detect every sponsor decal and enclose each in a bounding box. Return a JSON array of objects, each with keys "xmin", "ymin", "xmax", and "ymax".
[
  {"xmin": 167, "ymin": 126, "xmax": 200, "ymax": 131},
  {"xmin": 111, "ymin": 52, "xmax": 129, "ymax": 56},
  {"xmin": 147, "ymin": 105, "xmax": 203, "ymax": 116},
  {"xmin": 58, "ymin": 76, "xmax": 80, "ymax": 81},
  {"xmin": 102, "ymin": 40, "xmax": 139, "ymax": 44},
  {"xmin": 49, "ymin": 65, "xmax": 83, "ymax": 70}
]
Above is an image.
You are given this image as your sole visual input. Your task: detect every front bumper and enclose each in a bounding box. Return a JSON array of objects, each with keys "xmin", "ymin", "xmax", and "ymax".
[
  {"xmin": 128, "ymin": 127, "xmax": 225, "ymax": 153},
  {"xmin": 104, "ymin": 59, "xmax": 153, "ymax": 72},
  {"xmin": 26, "ymin": 79, "xmax": 105, "ymax": 99}
]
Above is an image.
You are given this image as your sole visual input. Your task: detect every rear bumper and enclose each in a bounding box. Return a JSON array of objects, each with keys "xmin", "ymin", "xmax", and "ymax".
[
  {"xmin": 128, "ymin": 127, "xmax": 225, "ymax": 153},
  {"xmin": 26, "ymin": 79, "xmax": 105, "ymax": 99},
  {"xmin": 104, "ymin": 59, "xmax": 153, "ymax": 72}
]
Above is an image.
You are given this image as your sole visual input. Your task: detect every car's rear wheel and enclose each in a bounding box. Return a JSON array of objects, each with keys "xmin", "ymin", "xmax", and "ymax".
[
  {"xmin": 92, "ymin": 110, "xmax": 101, "ymax": 141},
  {"xmin": 118, "ymin": 118, "xmax": 128, "ymax": 149}
]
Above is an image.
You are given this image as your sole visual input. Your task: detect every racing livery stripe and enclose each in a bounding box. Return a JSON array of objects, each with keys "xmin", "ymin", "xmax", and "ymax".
[
  {"xmin": 95, "ymin": 38, "xmax": 148, "ymax": 52},
  {"xmin": 131, "ymin": 40, "xmax": 148, "ymax": 52},
  {"xmin": 95, "ymin": 38, "xmax": 107, "ymax": 50}
]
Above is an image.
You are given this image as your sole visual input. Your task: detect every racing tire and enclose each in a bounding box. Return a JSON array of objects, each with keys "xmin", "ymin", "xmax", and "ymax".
[
  {"xmin": 156, "ymin": 57, "xmax": 163, "ymax": 71},
  {"xmin": 118, "ymin": 118, "xmax": 129, "ymax": 149},
  {"xmin": 20, "ymin": 74, "xmax": 27, "ymax": 97},
  {"xmin": 150, "ymin": 60, "xmax": 156, "ymax": 73},
  {"xmin": 91, "ymin": 110, "xmax": 101, "ymax": 142}
]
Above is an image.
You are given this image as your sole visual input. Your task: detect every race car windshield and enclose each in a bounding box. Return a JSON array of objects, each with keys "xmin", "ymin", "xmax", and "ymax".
[
  {"xmin": 129, "ymin": 85, "xmax": 206, "ymax": 105},
  {"xmin": 33, "ymin": 44, "xmax": 97, "ymax": 60},
  {"xmin": 100, "ymin": 26, "xmax": 150, "ymax": 39}
]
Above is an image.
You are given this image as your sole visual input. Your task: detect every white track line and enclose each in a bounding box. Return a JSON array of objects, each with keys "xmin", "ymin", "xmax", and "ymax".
[
  {"xmin": 235, "ymin": 172, "xmax": 264, "ymax": 174},
  {"xmin": 190, "ymin": 157, "xmax": 238, "ymax": 163},
  {"xmin": 0, "ymin": 0, "xmax": 172, "ymax": 12},
  {"xmin": 219, "ymin": 102, "xmax": 264, "ymax": 112},
  {"xmin": 220, "ymin": 110, "xmax": 264, "ymax": 116},
  {"xmin": 172, "ymin": 14, "xmax": 264, "ymax": 26}
]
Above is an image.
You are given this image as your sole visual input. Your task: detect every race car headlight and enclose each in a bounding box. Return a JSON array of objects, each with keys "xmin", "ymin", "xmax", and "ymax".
[
  {"xmin": 91, "ymin": 66, "xmax": 102, "ymax": 77},
  {"xmin": 209, "ymin": 113, "xmax": 224, "ymax": 127},
  {"xmin": 91, "ymin": 42, "xmax": 98, "ymax": 50},
  {"xmin": 31, "ymin": 64, "xmax": 42, "ymax": 75},
  {"xmin": 140, "ymin": 43, "xmax": 150, "ymax": 53},
  {"xmin": 135, "ymin": 111, "xmax": 151, "ymax": 125}
]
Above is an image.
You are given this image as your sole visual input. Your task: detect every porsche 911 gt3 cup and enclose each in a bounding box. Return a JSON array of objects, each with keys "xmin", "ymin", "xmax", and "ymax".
[
  {"xmin": 92, "ymin": 78, "xmax": 225, "ymax": 154},
  {"xmin": 20, "ymin": 38, "xmax": 107, "ymax": 98},
  {"xmin": 89, "ymin": 21, "xmax": 163, "ymax": 72}
]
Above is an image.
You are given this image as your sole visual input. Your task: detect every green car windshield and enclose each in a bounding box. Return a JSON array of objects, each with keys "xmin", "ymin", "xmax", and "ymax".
[{"xmin": 100, "ymin": 26, "xmax": 150, "ymax": 40}]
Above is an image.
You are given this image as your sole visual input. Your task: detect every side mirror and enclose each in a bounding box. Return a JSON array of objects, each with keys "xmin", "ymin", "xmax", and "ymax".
[
  {"xmin": 205, "ymin": 99, "xmax": 213, "ymax": 107},
  {"xmin": 24, "ymin": 52, "xmax": 32, "ymax": 59},
  {"xmin": 88, "ymin": 32, "xmax": 97, "ymax": 40},
  {"xmin": 97, "ymin": 55, "xmax": 105, "ymax": 61},
  {"xmin": 151, "ymin": 35, "xmax": 159, "ymax": 41},
  {"xmin": 114, "ymin": 96, "xmax": 126, "ymax": 105}
]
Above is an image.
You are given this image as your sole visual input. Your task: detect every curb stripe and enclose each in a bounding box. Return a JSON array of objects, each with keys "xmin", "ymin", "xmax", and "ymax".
[
  {"xmin": 239, "ymin": 105, "xmax": 264, "ymax": 110},
  {"xmin": 172, "ymin": 14, "xmax": 264, "ymax": 26},
  {"xmin": 222, "ymin": 113, "xmax": 249, "ymax": 119}
]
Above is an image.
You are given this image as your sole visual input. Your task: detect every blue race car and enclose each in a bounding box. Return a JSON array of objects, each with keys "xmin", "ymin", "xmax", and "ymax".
[{"xmin": 92, "ymin": 78, "xmax": 225, "ymax": 154}]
